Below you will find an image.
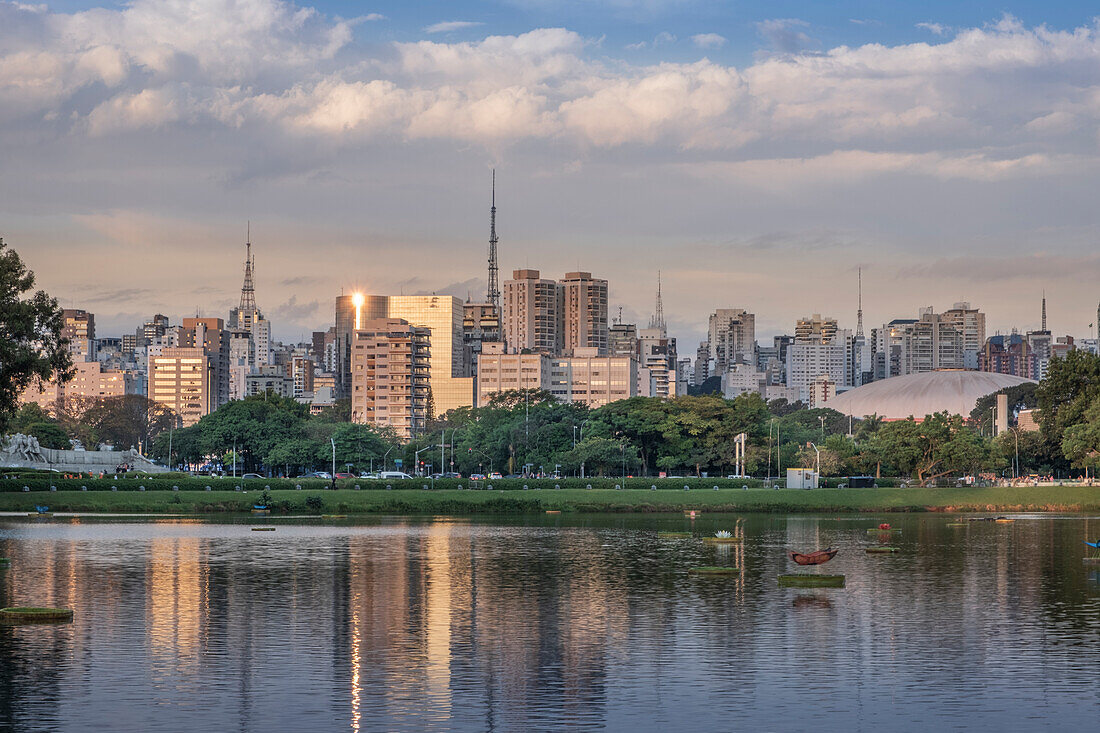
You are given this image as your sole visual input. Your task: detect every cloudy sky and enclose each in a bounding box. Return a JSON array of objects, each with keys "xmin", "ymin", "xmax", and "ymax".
[{"xmin": 5, "ymin": 0, "xmax": 1100, "ymax": 349}]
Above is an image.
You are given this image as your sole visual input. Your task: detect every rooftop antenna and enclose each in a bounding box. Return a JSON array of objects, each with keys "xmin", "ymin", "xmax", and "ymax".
[
  {"xmin": 487, "ymin": 170, "xmax": 500, "ymax": 310},
  {"xmin": 1041, "ymin": 290, "xmax": 1047, "ymax": 332},
  {"xmin": 650, "ymin": 271, "xmax": 665, "ymax": 331},
  {"xmin": 239, "ymin": 222, "xmax": 256, "ymax": 313},
  {"xmin": 856, "ymin": 266, "xmax": 864, "ymax": 338},
  {"xmin": 617, "ymin": 306, "xmax": 623, "ymax": 325}
]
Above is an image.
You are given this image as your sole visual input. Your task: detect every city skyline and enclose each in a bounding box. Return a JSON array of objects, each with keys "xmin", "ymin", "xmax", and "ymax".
[{"xmin": 6, "ymin": 0, "xmax": 1100, "ymax": 347}]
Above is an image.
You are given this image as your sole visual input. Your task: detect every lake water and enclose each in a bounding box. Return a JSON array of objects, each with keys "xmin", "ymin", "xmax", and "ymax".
[{"xmin": 1, "ymin": 513, "xmax": 1099, "ymax": 732}]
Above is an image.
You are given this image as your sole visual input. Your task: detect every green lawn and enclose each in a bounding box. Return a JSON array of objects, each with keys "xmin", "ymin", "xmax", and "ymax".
[{"xmin": 1, "ymin": 485, "xmax": 1098, "ymax": 514}]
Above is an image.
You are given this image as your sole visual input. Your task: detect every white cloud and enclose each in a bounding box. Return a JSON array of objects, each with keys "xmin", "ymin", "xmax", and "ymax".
[
  {"xmin": 692, "ymin": 33, "xmax": 726, "ymax": 49},
  {"xmin": 423, "ymin": 20, "xmax": 484, "ymax": 34},
  {"xmin": 916, "ymin": 22, "xmax": 948, "ymax": 36},
  {"xmin": 653, "ymin": 31, "xmax": 677, "ymax": 46},
  {"xmin": 362, "ymin": 13, "xmax": 385, "ymax": 22}
]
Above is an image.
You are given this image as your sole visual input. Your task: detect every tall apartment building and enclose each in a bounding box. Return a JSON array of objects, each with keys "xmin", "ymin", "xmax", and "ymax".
[
  {"xmin": 561, "ymin": 272, "xmax": 609, "ymax": 355},
  {"xmin": 335, "ymin": 294, "xmax": 387, "ymax": 398},
  {"xmin": 181, "ymin": 317, "xmax": 231, "ymax": 410},
  {"xmin": 245, "ymin": 365, "xmax": 294, "ymax": 398},
  {"xmin": 550, "ymin": 348, "xmax": 636, "ymax": 408},
  {"xmin": 148, "ymin": 347, "xmax": 213, "ymax": 427},
  {"xmin": 349, "ymin": 318, "xmax": 430, "ymax": 439},
  {"xmin": 387, "ymin": 295, "xmax": 473, "ymax": 416},
  {"xmin": 477, "ymin": 343, "xmax": 636, "ymax": 408},
  {"xmin": 138, "ymin": 314, "xmax": 169, "ymax": 347},
  {"xmin": 503, "ymin": 269, "xmax": 564, "ymax": 354},
  {"xmin": 463, "ymin": 301, "xmax": 502, "ymax": 375},
  {"xmin": 637, "ymin": 327, "xmax": 678, "ymax": 398},
  {"xmin": 980, "ymin": 333, "xmax": 1038, "ymax": 379},
  {"xmin": 786, "ymin": 331, "xmax": 852, "ymax": 403},
  {"xmin": 62, "ymin": 309, "xmax": 96, "ymax": 361},
  {"xmin": 942, "ymin": 302, "xmax": 986, "ymax": 369},
  {"xmin": 795, "ymin": 314, "xmax": 838, "ymax": 344},
  {"xmin": 899, "ymin": 309, "xmax": 965, "ymax": 374},
  {"xmin": 707, "ymin": 308, "xmax": 755, "ymax": 371},
  {"xmin": 476, "ymin": 342, "xmax": 551, "ymax": 405},
  {"xmin": 609, "ymin": 322, "xmax": 638, "ymax": 357},
  {"xmin": 19, "ymin": 361, "xmax": 138, "ymax": 410}
]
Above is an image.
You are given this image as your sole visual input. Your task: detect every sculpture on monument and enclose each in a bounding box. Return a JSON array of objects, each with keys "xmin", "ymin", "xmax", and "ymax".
[{"xmin": 2, "ymin": 433, "xmax": 45, "ymax": 462}]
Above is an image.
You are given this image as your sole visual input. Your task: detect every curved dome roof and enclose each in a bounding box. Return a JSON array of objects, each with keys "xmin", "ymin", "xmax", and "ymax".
[{"xmin": 828, "ymin": 370, "xmax": 1036, "ymax": 420}]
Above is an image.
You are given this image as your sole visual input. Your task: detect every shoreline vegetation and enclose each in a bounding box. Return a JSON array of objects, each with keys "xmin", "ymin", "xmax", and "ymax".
[{"xmin": 1, "ymin": 478, "xmax": 1098, "ymax": 514}]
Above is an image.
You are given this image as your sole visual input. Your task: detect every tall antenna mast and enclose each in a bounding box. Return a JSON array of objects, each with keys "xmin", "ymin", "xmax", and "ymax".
[
  {"xmin": 239, "ymin": 222, "xmax": 256, "ymax": 313},
  {"xmin": 487, "ymin": 170, "xmax": 500, "ymax": 309},
  {"xmin": 856, "ymin": 266, "xmax": 864, "ymax": 338},
  {"xmin": 650, "ymin": 271, "xmax": 665, "ymax": 331},
  {"xmin": 1041, "ymin": 290, "xmax": 1047, "ymax": 331}
]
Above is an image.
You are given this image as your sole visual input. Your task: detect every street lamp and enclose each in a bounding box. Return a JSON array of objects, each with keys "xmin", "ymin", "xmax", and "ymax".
[
  {"xmin": 818, "ymin": 414, "xmax": 826, "ymax": 442},
  {"xmin": 807, "ymin": 441, "xmax": 821, "ymax": 483},
  {"xmin": 330, "ymin": 437, "xmax": 336, "ymax": 480},
  {"xmin": 1009, "ymin": 426, "xmax": 1020, "ymax": 479},
  {"xmin": 383, "ymin": 445, "xmax": 394, "ymax": 472}
]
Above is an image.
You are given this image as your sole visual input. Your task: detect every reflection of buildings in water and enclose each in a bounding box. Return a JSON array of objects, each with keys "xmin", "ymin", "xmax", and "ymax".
[
  {"xmin": 148, "ymin": 536, "xmax": 205, "ymax": 669},
  {"xmin": 343, "ymin": 523, "xmax": 628, "ymax": 730}
]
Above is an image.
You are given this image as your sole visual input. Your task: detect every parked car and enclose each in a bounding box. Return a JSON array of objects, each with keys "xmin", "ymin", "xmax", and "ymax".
[
  {"xmin": 488, "ymin": 472, "xmax": 503, "ymax": 480},
  {"xmin": 358, "ymin": 472, "xmax": 379, "ymax": 479},
  {"xmin": 334, "ymin": 472, "xmax": 354, "ymax": 479},
  {"xmin": 442, "ymin": 472, "xmax": 461, "ymax": 479},
  {"xmin": 241, "ymin": 473, "xmax": 264, "ymax": 479},
  {"xmin": 309, "ymin": 471, "xmax": 333, "ymax": 480},
  {"xmin": 469, "ymin": 473, "xmax": 486, "ymax": 480},
  {"xmin": 378, "ymin": 471, "xmax": 413, "ymax": 479}
]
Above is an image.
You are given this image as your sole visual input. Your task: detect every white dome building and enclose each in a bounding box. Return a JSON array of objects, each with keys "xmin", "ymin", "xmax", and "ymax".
[{"xmin": 827, "ymin": 370, "xmax": 1036, "ymax": 420}]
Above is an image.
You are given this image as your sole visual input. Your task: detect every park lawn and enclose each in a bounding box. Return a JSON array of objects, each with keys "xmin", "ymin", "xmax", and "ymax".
[{"xmin": 0, "ymin": 486, "xmax": 1098, "ymax": 514}]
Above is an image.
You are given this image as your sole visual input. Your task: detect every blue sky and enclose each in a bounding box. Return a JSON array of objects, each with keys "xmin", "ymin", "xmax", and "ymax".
[{"xmin": 5, "ymin": 0, "xmax": 1100, "ymax": 346}]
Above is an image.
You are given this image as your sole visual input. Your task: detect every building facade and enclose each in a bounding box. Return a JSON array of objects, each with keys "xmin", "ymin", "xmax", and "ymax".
[
  {"xmin": 149, "ymin": 347, "xmax": 213, "ymax": 427},
  {"xmin": 561, "ymin": 272, "xmax": 609, "ymax": 356},
  {"xmin": 349, "ymin": 318, "xmax": 431, "ymax": 439},
  {"xmin": 502, "ymin": 269, "xmax": 564, "ymax": 354}
]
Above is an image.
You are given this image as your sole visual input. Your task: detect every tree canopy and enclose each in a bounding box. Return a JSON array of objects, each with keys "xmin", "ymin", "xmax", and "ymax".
[{"xmin": 0, "ymin": 238, "xmax": 72, "ymax": 431}]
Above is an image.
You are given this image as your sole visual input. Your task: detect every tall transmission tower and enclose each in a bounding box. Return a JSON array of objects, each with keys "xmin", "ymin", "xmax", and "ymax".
[
  {"xmin": 1041, "ymin": 290, "xmax": 1047, "ymax": 332},
  {"xmin": 650, "ymin": 271, "xmax": 665, "ymax": 332},
  {"xmin": 239, "ymin": 222, "xmax": 256, "ymax": 314},
  {"xmin": 856, "ymin": 266, "xmax": 864, "ymax": 338},
  {"xmin": 487, "ymin": 170, "xmax": 500, "ymax": 309}
]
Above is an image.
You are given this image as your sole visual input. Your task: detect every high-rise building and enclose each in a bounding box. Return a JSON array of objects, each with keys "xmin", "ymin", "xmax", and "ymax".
[
  {"xmin": 786, "ymin": 330, "xmax": 852, "ymax": 403},
  {"xmin": 561, "ymin": 271, "xmax": 609, "ymax": 356},
  {"xmin": 981, "ymin": 333, "xmax": 1039, "ymax": 379},
  {"xmin": 550, "ymin": 348, "xmax": 637, "ymax": 407},
  {"xmin": 476, "ymin": 342, "xmax": 550, "ymax": 406},
  {"xmin": 181, "ymin": 317, "xmax": 231, "ymax": 410},
  {"xmin": 62, "ymin": 309, "xmax": 95, "ymax": 361},
  {"xmin": 138, "ymin": 314, "xmax": 169, "ymax": 347},
  {"xmin": 503, "ymin": 269, "xmax": 564, "ymax": 354},
  {"xmin": 463, "ymin": 301, "xmax": 502, "ymax": 375},
  {"xmin": 386, "ymin": 295, "xmax": 473, "ymax": 416},
  {"xmin": 637, "ymin": 275, "xmax": 678, "ymax": 398},
  {"xmin": 349, "ymin": 318, "xmax": 431, "ymax": 439},
  {"xmin": 942, "ymin": 302, "xmax": 986, "ymax": 369},
  {"xmin": 149, "ymin": 347, "xmax": 213, "ymax": 427},
  {"xmin": 228, "ymin": 235, "xmax": 273, "ymax": 371},
  {"xmin": 609, "ymin": 321, "xmax": 638, "ymax": 357},
  {"xmin": 707, "ymin": 308, "xmax": 755, "ymax": 371},
  {"xmin": 19, "ymin": 361, "xmax": 139, "ymax": 410},
  {"xmin": 795, "ymin": 314, "xmax": 838, "ymax": 344}
]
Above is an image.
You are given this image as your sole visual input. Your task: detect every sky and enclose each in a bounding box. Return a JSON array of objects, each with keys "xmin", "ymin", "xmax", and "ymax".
[{"xmin": 5, "ymin": 0, "xmax": 1100, "ymax": 350}]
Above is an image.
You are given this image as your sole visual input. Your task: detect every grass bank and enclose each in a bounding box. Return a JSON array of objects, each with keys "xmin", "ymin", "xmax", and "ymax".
[{"xmin": 1, "ymin": 485, "xmax": 1098, "ymax": 514}]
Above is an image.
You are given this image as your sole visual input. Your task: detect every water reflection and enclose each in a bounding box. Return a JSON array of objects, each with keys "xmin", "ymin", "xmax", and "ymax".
[{"xmin": 0, "ymin": 514, "xmax": 1098, "ymax": 732}]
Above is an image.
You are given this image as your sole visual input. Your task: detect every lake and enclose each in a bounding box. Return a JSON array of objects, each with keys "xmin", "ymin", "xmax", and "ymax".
[{"xmin": 1, "ymin": 513, "xmax": 1099, "ymax": 732}]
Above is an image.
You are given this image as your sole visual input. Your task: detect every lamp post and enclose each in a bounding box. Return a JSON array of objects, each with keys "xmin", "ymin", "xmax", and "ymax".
[
  {"xmin": 383, "ymin": 445, "xmax": 394, "ymax": 472},
  {"xmin": 818, "ymin": 414, "xmax": 825, "ymax": 442},
  {"xmin": 1009, "ymin": 426, "xmax": 1020, "ymax": 479},
  {"xmin": 330, "ymin": 437, "xmax": 336, "ymax": 480},
  {"xmin": 807, "ymin": 441, "xmax": 820, "ymax": 484}
]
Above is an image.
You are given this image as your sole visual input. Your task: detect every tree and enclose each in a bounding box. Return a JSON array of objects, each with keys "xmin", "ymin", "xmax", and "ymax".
[
  {"xmin": 0, "ymin": 238, "xmax": 73, "ymax": 431},
  {"xmin": 25, "ymin": 421, "xmax": 70, "ymax": 449},
  {"xmin": 1036, "ymin": 351, "xmax": 1100, "ymax": 443},
  {"xmin": 79, "ymin": 395, "xmax": 178, "ymax": 451},
  {"xmin": 1061, "ymin": 397, "xmax": 1100, "ymax": 476}
]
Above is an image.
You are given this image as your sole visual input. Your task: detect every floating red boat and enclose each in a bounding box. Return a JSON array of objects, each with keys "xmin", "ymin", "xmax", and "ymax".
[{"xmin": 788, "ymin": 548, "xmax": 839, "ymax": 565}]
